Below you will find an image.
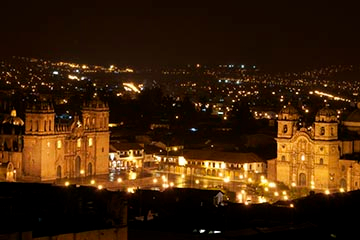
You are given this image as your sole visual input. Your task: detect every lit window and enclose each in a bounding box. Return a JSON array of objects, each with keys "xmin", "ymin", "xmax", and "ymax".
[
  {"xmin": 178, "ymin": 156, "xmax": 187, "ymax": 166},
  {"xmin": 88, "ymin": 138, "xmax": 93, "ymax": 147},
  {"xmin": 77, "ymin": 139, "xmax": 81, "ymax": 148},
  {"xmin": 47, "ymin": 141, "xmax": 50, "ymax": 147},
  {"xmin": 301, "ymin": 155, "xmax": 305, "ymax": 161},
  {"xmin": 57, "ymin": 140, "xmax": 62, "ymax": 149}
]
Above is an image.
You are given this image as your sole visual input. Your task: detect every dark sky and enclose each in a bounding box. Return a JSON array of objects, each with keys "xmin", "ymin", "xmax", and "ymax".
[{"xmin": 1, "ymin": 0, "xmax": 360, "ymax": 71}]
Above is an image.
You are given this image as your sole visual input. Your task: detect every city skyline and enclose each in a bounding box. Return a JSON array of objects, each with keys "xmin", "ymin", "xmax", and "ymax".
[{"xmin": 1, "ymin": 1, "xmax": 360, "ymax": 71}]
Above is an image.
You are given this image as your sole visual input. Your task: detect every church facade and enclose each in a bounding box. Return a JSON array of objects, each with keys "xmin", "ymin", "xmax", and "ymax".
[
  {"xmin": 268, "ymin": 103, "xmax": 360, "ymax": 193},
  {"xmin": 0, "ymin": 97, "xmax": 110, "ymax": 182}
]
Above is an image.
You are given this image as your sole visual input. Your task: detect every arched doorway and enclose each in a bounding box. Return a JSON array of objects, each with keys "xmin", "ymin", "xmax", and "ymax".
[
  {"xmin": 56, "ymin": 166, "xmax": 62, "ymax": 179},
  {"xmin": 88, "ymin": 163, "xmax": 93, "ymax": 176},
  {"xmin": 6, "ymin": 162, "xmax": 15, "ymax": 182},
  {"xmin": 340, "ymin": 178, "xmax": 346, "ymax": 189},
  {"xmin": 75, "ymin": 156, "xmax": 81, "ymax": 177},
  {"xmin": 299, "ymin": 173, "xmax": 306, "ymax": 186}
]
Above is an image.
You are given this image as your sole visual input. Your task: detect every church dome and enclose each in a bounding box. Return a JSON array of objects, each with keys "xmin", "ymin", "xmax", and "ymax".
[
  {"xmin": 83, "ymin": 95, "xmax": 108, "ymax": 109},
  {"xmin": 345, "ymin": 103, "xmax": 360, "ymax": 122},
  {"xmin": 2, "ymin": 109, "xmax": 24, "ymax": 126},
  {"xmin": 278, "ymin": 103, "xmax": 300, "ymax": 121},
  {"xmin": 315, "ymin": 105, "xmax": 337, "ymax": 122},
  {"xmin": 343, "ymin": 103, "xmax": 360, "ymax": 133}
]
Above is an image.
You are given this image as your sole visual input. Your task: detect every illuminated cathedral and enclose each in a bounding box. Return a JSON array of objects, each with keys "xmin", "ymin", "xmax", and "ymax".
[
  {"xmin": 268, "ymin": 103, "xmax": 360, "ymax": 193},
  {"xmin": 0, "ymin": 96, "xmax": 110, "ymax": 182}
]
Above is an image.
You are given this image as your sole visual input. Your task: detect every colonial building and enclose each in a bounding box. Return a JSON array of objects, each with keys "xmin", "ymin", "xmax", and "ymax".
[
  {"xmin": 268, "ymin": 103, "xmax": 360, "ymax": 193},
  {"xmin": 0, "ymin": 108, "xmax": 24, "ymax": 181},
  {"xmin": 109, "ymin": 141, "xmax": 145, "ymax": 172},
  {"xmin": 158, "ymin": 149, "xmax": 266, "ymax": 183},
  {"xmin": 0, "ymin": 96, "xmax": 110, "ymax": 182}
]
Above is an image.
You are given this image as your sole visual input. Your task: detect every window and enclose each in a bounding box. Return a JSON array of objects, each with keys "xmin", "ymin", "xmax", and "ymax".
[
  {"xmin": 320, "ymin": 127, "xmax": 325, "ymax": 135},
  {"xmin": 301, "ymin": 155, "xmax": 305, "ymax": 161},
  {"xmin": 57, "ymin": 140, "xmax": 62, "ymax": 149},
  {"xmin": 283, "ymin": 125, "xmax": 288, "ymax": 133},
  {"xmin": 77, "ymin": 139, "xmax": 81, "ymax": 148},
  {"xmin": 319, "ymin": 158, "xmax": 323, "ymax": 165},
  {"xmin": 281, "ymin": 156, "xmax": 286, "ymax": 161},
  {"xmin": 88, "ymin": 138, "xmax": 93, "ymax": 147}
]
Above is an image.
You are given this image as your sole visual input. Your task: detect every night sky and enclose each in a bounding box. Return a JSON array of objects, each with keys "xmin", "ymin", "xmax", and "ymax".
[{"xmin": 1, "ymin": 0, "xmax": 360, "ymax": 71}]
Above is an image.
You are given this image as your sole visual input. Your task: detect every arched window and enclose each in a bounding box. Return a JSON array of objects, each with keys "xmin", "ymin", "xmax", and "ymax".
[
  {"xmin": 299, "ymin": 173, "xmax": 306, "ymax": 186},
  {"xmin": 319, "ymin": 158, "xmax": 323, "ymax": 165},
  {"xmin": 75, "ymin": 156, "xmax": 81, "ymax": 177},
  {"xmin": 320, "ymin": 127, "xmax": 325, "ymax": 135},
  {"xmin": 57, "ymin": 140, "xmax": 62, "ymax": 149},
  {"xmin": 56, "ymin": 166, "xmax": 62, "ymax": 179},
  {"xmin": 283, "ymin": 125, "xmax": 288, "ymax": 133},
  {"xmin": 340, "ymin": 179, "xmax": 346, "ymax": 189},
  {"xmin": 281, "ymin": 155, "xmax": 286, "ymax": 161},
  {"xmin": 88, "ymin": 163, "xmax": 93, "ymax": 175}
]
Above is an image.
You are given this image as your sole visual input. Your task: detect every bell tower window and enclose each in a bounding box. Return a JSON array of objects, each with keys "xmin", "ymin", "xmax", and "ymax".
[
  {"xmin": 320, "ymin": 127, "xmax": 325, "ymax": 135},
  {"xmin": 283, "ymin": 125, "xmax": 288, "ymax": 133}
]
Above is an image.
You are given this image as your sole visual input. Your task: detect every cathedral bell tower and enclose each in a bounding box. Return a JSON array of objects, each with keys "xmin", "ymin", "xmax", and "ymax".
[
  {"xmin": 313, "ymin": 105, "xmax": 340, "ymax": 191},
  {"xmin": 277, "ymin": 103, "xmax": 300, "ymax": 139},
  {"xmin": 23, "ymin": 98, "xmax": 56, "ymax": 181},
  {"xmin": 81, "ymin": 95, "xmax": 110, "ymax": 175},
  {"xmin": 313, "ymin": 105, "xmax": 338, "ymax": 141}
]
